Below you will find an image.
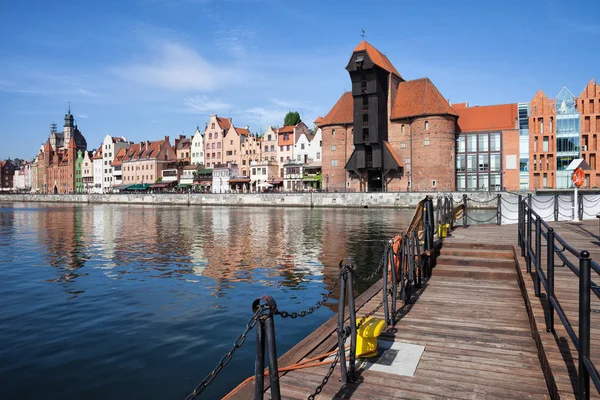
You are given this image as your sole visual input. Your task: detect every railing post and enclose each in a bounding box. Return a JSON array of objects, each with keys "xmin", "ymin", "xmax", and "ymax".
[
  {"xmin": 436, "ymin": 195, "xmax": 441, "ymax": 234},
  {"xmin": 449, "ymin": 195, "xmax": 454, "ymax": 230},
  {"xmin": 463, "ymin": 194, "xmax": 468, "ymax": 228},
  {"xmin": 518, "ymin": 195, "xmax": 523, "ymax": 253},
  {"xmin": 346, "ymin": 262, "xmax": 357, "ymax": 381},
  {"xmin": 578, "ymin": 251, "xmax": 591, "ymax": 400},
  {"xmin": 497, "ymin": 194, "xmax": 502, "ymax": 225},
  {"xmin": 546, "ymin": 228, "xmax": 555, "ymax": 332},
  {"xmin": 391, "ymin": 242, "xmax": 398, "ymax": 324},
  {"xmin": 534, "ymin": 217, "xmax": 541, "ymax": 297},
  {"xmin": 336, "ymin": 261, "xmax": 349, "ymax": 383},
  {"xmin": 526, "ymin": 203, "xmax": 532, "ymax": 274},
  {"xmin": 382, "ymin": 242, "xmax": 389, "ymax": 325},
  {"xmin": 252, "ymin": 296, "xmax": 280, "ymax": 400},
  {"xmin": 578, "ymin": 192, "xmax": 584, "ymax": 221},
  {"xmin": 528, "ymin": 193, "xmax": 532, "ymax": 209},
  {"xmin": 554, "ymin": 193, "xmax": 558, "ymax": 222}
]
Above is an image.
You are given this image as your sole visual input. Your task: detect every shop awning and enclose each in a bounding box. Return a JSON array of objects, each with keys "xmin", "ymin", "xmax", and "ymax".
[
  {"xmin": 114, "ymin": 184, "xmax": 133, "ymax": 190},
  {"xmin": 126, "ymin": 183, "xmax": 152, "ymax": 190},
  {"xmin": 150, "ymin": 182, "xmax": 171, "ymax": 188},
  {"xmin": 178, "ymin": 183, "xmax": 192, "ymax": 188},
  {"xmin": 229, "ymin": 178, "xmax": 251, "ymax": 183}
]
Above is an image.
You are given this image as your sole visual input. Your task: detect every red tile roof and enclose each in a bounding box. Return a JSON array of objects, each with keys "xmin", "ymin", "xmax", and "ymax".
[
  {"xmin": 391, "ymin": 78, "xmax": 457, "ymax": 120},
  {"xmin": 278, "ymin": 125, "xmax": 295, "ymax": 134},
  {"xmin": 456, "ymin": 103, "xmax": 518, "ymax": 132},
  {"xmin": 111, "ymin": 147, "xmax": 127, "ymax": 166},
  {"xmin": 216, "ymin": 117, "xmax": 231, "ymax": 130},
  {"xmin": 235, "ymin": 127, "xmax": 250, "ymax": 136},
  {"xmin": 92, "ymin": 145, "xmax": 103, "ymax": 159},
  {"xmin": 314, "ymin": 116, "xmax": 323, "ymax": 125},
  {"xmin": 451, "ymin": 102, "xmax": 468, "ymax": 109},
  {"xmin": 320, "ymin": 92, "xmax": 353, "ymax": 126},
  {"xmin": 384, "ymin": 142, "xmax": 403, "ymax": 167},
  {"xmin": 353, "ymin": 40, "xmax": 402, "ymax": 79}
]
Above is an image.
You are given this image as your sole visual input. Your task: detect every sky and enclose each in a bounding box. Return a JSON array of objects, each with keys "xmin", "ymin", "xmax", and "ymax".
[{"xmin": 1, "ymin": 0, "xmax": 599, "ymax": 160}]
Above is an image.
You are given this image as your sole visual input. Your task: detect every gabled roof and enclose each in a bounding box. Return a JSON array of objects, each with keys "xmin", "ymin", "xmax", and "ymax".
[
  {"xmin": 216, "ymin": 117, "xmax": 232, "ymax": 130},
  {"xmin": 456, "ymin": 103, "xmax": 518, "ymax": 133},
  {"xmin": 578, "ymin": 78, "xmax": 600, "ymax": 99},
  {"xmin": 353, "ymin": 40, "xmax": 402, "ymax": 79},
  {"xmin": 314, "ymin": 116, "xmax": 323, "ymax": 125},
  {"xmin": 278, "ymin": 125, "xmax": 295, "ymax": 134},
  {"xmin": 235, "ymin": 127, "xmax": 250, "ymax": 136},
  {"xmin": 93, "ymin": 145, "xmax": 103, "ymax": 159},
  {"xmin": 320, "ymin": 92, "xmax": 353, "ymax": 126},
  {"xmin": 111, "ymin": 147, "xmax": 127, "ymax": 166},
  {"xmin": 391, "ymin": 78, "xmax": 457, "ymax": 120}
]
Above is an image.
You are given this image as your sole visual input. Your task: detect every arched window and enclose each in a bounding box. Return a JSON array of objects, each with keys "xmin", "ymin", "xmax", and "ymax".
[
  {"xmin": 401, "ymin": 124, "xmax": 405, "ymax": 134},
  {"xmin": 425, "ymin": 121, "xmax": 429, "ymax": 131}
]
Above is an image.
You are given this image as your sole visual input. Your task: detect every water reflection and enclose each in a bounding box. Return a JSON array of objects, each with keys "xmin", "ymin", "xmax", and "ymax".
[{"xmin": 0, "ymin": 202, "xmax": 430, "ymax": 399}]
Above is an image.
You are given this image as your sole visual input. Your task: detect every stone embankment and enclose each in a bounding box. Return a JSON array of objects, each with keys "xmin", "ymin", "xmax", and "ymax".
[{"xmin": 0, "ymin": 192, "xmax": 505, "ymax": 209}]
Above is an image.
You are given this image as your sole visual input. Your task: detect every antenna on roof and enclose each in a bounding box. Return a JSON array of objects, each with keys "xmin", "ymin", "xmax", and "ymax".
[
  {"xmin": 361, "ymin": 29, "xmax": 366, "ymax": 39},
  {"xmin": 68, "ymin": 101, "xmax": 71, "ymax": 114}
]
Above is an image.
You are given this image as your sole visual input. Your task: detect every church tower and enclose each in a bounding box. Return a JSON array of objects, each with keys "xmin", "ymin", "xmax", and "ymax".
[{"xmin": 64, "ymin": 104, "xmax": 75, "ymax": 147}]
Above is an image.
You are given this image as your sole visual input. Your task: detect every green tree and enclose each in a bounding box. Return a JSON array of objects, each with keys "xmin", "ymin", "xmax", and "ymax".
[{"xmin": 284, "ymin": 111, "xmax": 301, "ymax": 126}]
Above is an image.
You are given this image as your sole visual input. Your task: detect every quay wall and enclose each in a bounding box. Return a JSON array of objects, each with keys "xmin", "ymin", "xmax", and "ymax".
[{"xmin": 0, "ymin": 192, "xmax": 506, "ymax": 209}]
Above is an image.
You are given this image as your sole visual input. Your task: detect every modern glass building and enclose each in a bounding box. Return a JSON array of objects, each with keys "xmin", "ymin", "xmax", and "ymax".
[
  {"xmin": 518, "ymin": 102, "xmax": 530, "ymax": 190},
  {"xmin": 555, "ymin": 87, "xmax": 580, "ymax": 188},
  {"xmin": 456, "ymin": 132, "xmax": 502, "ymax": 191}
]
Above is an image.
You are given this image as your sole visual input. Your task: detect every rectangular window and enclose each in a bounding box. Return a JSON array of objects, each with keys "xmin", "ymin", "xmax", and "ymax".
[
  {"xmin": 467, "ymin": 134, "xmax": 477, "ymax": 152},
  {"xmin": 467, "ymin": 154, "xmax": 477, "ymax": 172},
  {"xmin": 543, "ymin": 136, "xmax": 549, "ymax": 152},
  {"xmin": 479, "ymin": 174, "xmax": 489, "ymax": 190},
  {"xmin": 467, "ymin": 175, "xmax": 477, "ymax": 190},
  {"xmin": 405, "ymin": 158, "xmax": 410, "ymax": 164},
  {"xmin": 490, "ymin": 154, "xmax": 501, "ymax": 171},
  {"xmin": 424, "ymin": 139, "xmax": 430, "ymax": 146},
  {"xmin": 457, "ymin": 136, "xmax": 465, "ymax": 152},
  {"xmin": 539, "ymin": 118, "xmax": 544, "ymax": 134},
  {"xmin": 286, "ymin": 145, "xmax": 290, "ymax": 151},
  {"xmin": 400, "ymin": 142, "xmax": 406, "ymax": 149},
  {"xmin": 490, "ymin": 133, "xmax": 500, "ymax": 151},
  {"xmin": 316, "ymin": 152, "xmax": 321, "ymax": 159},
  {"xmin": 301, "ymin": 144, "xmax": 305, "ymax": 150},
  {"xmin": 478, "ymin": 154, "xmax": 489, "ymax": 171},
  {"xmin": 262, "ymin": 168, "xmax": 266, "ymax": 175},
  {"xmin": 330, "ymin": 159, "xmax": 338, "ymax": 167},
  {"xmin": 211, "ymin": 123, "xmax": 215, "ymax": 129},
  {"xmin": 456, "ymin": 154, "xmax": 465, "ymax": 172},
  {"xmin": 478, "ymin": 133, "xmax": 489, "ymax": 152},
  {"xmin": 331, "ymin": 145, "xmax": 336, "ymax": 151},
  {"xmin": 490, "ymin": 173, "xmax": 501, "ymax": 190},
  {"xmin": 457, "ymin": 174, "xmax": 465, "ymax": 190}
]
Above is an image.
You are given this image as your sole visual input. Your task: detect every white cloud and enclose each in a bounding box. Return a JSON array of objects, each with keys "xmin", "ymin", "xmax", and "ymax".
[
  {"xmin": 184, "ymin": 95, "xmax": 230, "ymax": 113},
  {"xmin": 112, "ymin": 41, "xmax": 243, "ymax": 91},
  {"xmin": 214, "ymin": 28, "xmax": 256, "ymax": 58}
]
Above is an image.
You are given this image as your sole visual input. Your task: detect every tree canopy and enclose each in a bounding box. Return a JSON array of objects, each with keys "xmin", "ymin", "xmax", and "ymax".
[{"xmin": 284, "ymin": 111, "xmax": 301, "ymax": 126}]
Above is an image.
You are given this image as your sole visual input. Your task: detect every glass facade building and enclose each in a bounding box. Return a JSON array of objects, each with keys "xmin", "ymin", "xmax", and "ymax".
[
  {"xmin": 555, "ymin": 87, "xmax": 580, "ymax": 188},
  {"xmin": 456, "ymin": 132, "xmax": 502, "ymax": 191},
  {"xmin": 518, "ymin": 102, "xmax": 530, "ymax": 190}
]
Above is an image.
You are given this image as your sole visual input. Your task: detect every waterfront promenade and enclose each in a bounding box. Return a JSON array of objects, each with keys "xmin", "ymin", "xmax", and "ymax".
[{"xmin": 224, "ymin": 218, "xmax": 600, "ymax": 399}]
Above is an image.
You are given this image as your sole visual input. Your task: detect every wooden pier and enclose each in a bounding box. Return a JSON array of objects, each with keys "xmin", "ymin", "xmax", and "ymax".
[{"xmin": 226, "ymin": 219, "xmax": 600, "ymax": 399}]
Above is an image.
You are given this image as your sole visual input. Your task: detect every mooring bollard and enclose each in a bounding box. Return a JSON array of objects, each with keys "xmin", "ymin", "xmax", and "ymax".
[{"xmin": 252, "ymin": 295, "xmax": 281, "ymax": 400}]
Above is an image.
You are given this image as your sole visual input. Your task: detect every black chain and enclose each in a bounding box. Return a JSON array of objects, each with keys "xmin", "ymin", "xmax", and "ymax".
[
  {"xmin": 466, "ymin": 214, "xmax": 498, "ymax": 223},
  {"xmin": 466, "ymin": 196, "xmax": 497, "ymax": 204},
  {"xmin": 501, "ymin": 197, "xmax": 520, "ymax": 205},
  {"xmin": 531, "ymin": 196, "xmax": 555, "ymax": 205},
  {"xmin": 307, "ymin": 327, "xmax": 349, "ymax": 400},
  {"xmin": 184, "ymin": 306, "xmax": 265, "ymax": 400},
  {"xmin": 276, "ymin": 279, "xmax": 339, "ymax": 319},
  {"xmin": 356, "ymin": 245, "xmax": 388, "ymax": 283}
]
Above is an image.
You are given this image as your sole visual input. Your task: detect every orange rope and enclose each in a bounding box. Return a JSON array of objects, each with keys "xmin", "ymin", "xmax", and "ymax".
[{"xmin": 222, "ymin": 346, "xmax": 349, "ymax": 400}]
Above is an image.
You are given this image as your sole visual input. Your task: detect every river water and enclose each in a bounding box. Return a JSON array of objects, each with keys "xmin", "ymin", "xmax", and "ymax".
[{"xmin": 0, "ymin": 202, "xmax": 428, "ymax": 399}]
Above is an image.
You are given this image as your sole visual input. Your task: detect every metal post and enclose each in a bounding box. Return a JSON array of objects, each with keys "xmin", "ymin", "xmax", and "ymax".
[
  {"xmin": 497, "ymin": 194, "xmax": 502, "ymax": 225},
  {"xmin": 264, "ymin": 313, "xmax": 280, "ymax": 400},
  {"xmin": 528, "ymin": 193, "xmax": 532, "ymax": 208},
  {"xmin": 534, "ymin": 217, "xmax": 541, "ymax": 297},
  {"xmin": 546, "ymin": 228, "xmax": 555, "ymax": 332},
  {"xmin": 554, "ymin": 193, "xmax": 558, "ymax": 222},
  {"xmin": 337, "ymin": 266, "xmax": 348, "ymax": 383},
  {"xmin": 526, "ymin": 205, "xmax": 532, "ymax": 274},
  {"xmin": 449, "ymin": 195, "xmax": 454, "ymax": 230},
  {"xmin": 382, "ymin": 242, "xmax": 389, "ymax": 325},
  {"xmin": 578, "ymin": 251, "xmax": 591, "ymax": 400},
  {"xmin": 254, "ymin": 313, "xmax": 265, "ymax": 399},
  {"xmin": 436, "ymin": 196, "xmax": 441, "ymax": 234},
  {"xmin": 578, "ymin": 192, "xmax": 584, "ymax": 221},
  {"xmin": 390, "ymin": 243, "xmax": 397, "ymax": 325},
  {"xmin": 428, "ymin": 197, "xmax": 435, "ymax": 245},
  {"xmin": 463, "ymin": 194, "xmax": 468, "ymax": 228},
  {"xmin": 346, "ymin": 265, "xmax": 357, "ymax": 382},
  {"xmin": 414, "ymin": 231, "xmax": 422, "ymax": 288},
  {"xmin": 518, "ymin": 195, "xmax": 523, "ymax": 252}
]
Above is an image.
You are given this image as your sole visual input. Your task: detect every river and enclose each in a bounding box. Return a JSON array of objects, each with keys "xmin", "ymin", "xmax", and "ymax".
[{"xmin": 0, "ymin": 203, "xmax": 430, "ymax": 399}]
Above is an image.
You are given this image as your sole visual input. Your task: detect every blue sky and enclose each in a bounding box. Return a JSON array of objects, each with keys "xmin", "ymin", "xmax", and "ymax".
[{"xmin": 1, "ymin": 0, "xmax": 599, "ymax": 160}]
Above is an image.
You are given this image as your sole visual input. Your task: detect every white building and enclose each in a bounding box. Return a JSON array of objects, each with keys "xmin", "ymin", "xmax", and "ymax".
[
  {"xmin": 102, "ymin": 135, "xmax": 130, "ymax": 192},
  {"xmin": 212, "ymin": 163, "xmax": 239, "ymax": 193},
  {"xmin": 191, "ymin": 126, "xmax": 204, "ymax": 166},
  {"xmin": 180, "ymin": 165, "xmax": 196, "ymax": 187},
  {"xmin": 82, "ymin": 151, "xmax": 94, "ymax": 193},
  {"xmin": 92, "ymin": 146, "xmax": 103, "ymax": 193},
  {"xmin": 250, "ymin": 160, "xmax": 279, "ymax": 192},
  {"xmin": 282, "ymin": 161, "xmax": 304, "ymax": 192},
  {"xmin": 294, "ymin": 126, "xmax": 322, "ymax": 165}
]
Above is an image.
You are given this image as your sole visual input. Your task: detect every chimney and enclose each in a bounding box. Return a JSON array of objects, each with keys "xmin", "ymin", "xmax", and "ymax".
[
  {"xmin": 164, "ymin": 135, "xmax": 170, "ymax": 145},
  {"xmin": 180, "ymin": 134, "xmax": 185, "ymax": 140}
]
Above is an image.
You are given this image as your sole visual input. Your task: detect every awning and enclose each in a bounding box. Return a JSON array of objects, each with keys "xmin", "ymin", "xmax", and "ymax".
[
  {"xmin": 126, "ymin": 183, "xmax": 152, "ymax": 190},
  {"xmin": 114, "ymin": 184, "xmax": 133, "ymax": 190},
  {"xmin": 178, "ymin": 183, "xmax": 192, "ymax": 188},
  {"xmin": 257, "ymin": 182, "xmax": 273, "ymax": 188},
  {"xmin": 229, "ymin": 178, "xmax": 251, "ymax": 183},
  {"xmin": 150, "ymin": 182, "xmax": 171, "ymax": 188}
]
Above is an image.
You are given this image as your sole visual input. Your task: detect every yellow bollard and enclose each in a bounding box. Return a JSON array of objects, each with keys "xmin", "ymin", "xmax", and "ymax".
[{"xmin": 355, "ymin": 316, "xmax": 387, "ymax": 358}]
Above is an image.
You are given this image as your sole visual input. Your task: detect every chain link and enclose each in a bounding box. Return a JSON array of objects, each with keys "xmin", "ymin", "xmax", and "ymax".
[
  {"xmin": 466, "ymin": 196, "xmax": 497, "ymax": 204},
  {"xmin": 307, "ymin": 327, "xmax": 349, "ymax": 400},
  {"xmin": 500, "ymin": 197, "xmax": 520, "ymax": 205},
  {"xmin": 356, "ymin": 245, "xmax": 388, "ymax": 283},
  {"xmin": 466, "ymin": 214, "xmax": 498, "ymax": 223},
  {"xmin": 276, "ymin": 278, "xmax": 339, "ymax": 319},
  {"xmin": 356, "ymin": 300, "xmax": 385, "ymax": 331},
  {"xmin": 531, "ymin": 196, "xmax": 555, "ymax": 205},
  {"xmin": 184, "ymin": 306, "xmax": 265, "ymax": 400}
]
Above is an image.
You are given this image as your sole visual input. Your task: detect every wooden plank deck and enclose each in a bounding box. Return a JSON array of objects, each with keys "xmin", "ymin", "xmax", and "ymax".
[
  {"xmin": 227, "ymin": 224, "xmax": 552, "ymax": 399},
  {"xmin": 446, "ymin": 220, "xmax": 600, "ymax": 399}
]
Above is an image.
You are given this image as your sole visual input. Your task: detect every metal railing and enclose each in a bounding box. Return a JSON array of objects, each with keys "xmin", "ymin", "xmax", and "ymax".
[{"xmin": 518, "ymin": 198, "xmax": 600, "ymax": 399}]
